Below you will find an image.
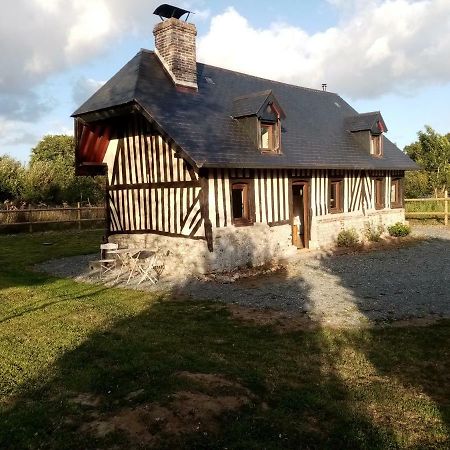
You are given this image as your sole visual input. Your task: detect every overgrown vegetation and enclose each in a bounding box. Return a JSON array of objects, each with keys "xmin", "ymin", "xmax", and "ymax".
[
  {"xmin": 336, "ymin": 227, "xmax": 360, "ymax": 247},
  {"xmin": 0, "ymin": 231, "xmax": 448, "ymax": 449},
  {"xmin": 0, "ymin": 135, "xmax": 104, "ymax": 206},
  {"xmin": 388, "ymin": 222, "xmax": 411, "ymax": 237},
  {"xmin": 404, "ymin": 126, "xmax": 450, "ymax": 198},
  {"xmin": 364, "ymin": 222, "xmax": 384, "ymax": 242}
]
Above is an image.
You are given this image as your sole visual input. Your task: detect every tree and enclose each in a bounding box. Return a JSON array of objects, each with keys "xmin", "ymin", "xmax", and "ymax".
[
  {"xmin": 404, "ymin": 171, "xmax": 430, "ymax": 198},
  {"xmin": 404, "ymin": 126, "xmax": 450, "ymax": 197},
  {"xmin": 26, "ymin": 134, "xmax": 105, "ymax": 205},
  {"xmin": 0, "ymin": 155, "xmax": 25, "ymax": 202},
  {"xmin": 30, "ymin": 135, "xmax": 74, "ymax": 164}
]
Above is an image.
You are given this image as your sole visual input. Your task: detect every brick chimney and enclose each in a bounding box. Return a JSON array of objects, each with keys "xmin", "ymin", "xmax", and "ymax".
[{"xmin": 153, "ymin": 18, "xmax": 198, "ymax": 90}]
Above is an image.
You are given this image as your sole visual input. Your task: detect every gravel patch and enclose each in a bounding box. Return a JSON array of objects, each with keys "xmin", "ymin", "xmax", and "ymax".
[{"xmin": 36, "ymin": 225, "xmax": 450, "ymax": 327}]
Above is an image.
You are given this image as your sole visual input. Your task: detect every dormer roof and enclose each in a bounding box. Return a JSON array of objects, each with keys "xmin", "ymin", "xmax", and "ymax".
[
  {"xmin": 345, "ymin": 111, "xmax": 388, "ymax": 134},
  {"xmin": 232, "ymin": 90, "xmax": 286, "ymax": 120}
]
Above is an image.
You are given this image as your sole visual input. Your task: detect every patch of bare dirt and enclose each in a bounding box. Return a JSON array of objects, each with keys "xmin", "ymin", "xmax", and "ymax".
[
  {"xmin": 70, "ymin": 392, "xmax": 101, "ymax": 407},
  {"xmin": 177, "ymin": 371, "xmax": 253, "ymax": 395},
  {"xmin": 227, "ymin": 304, "xmax": 318, "ymax": 332},
  {"xmin": 80, "ymin": 372, "xmax": 254, "ymax": 446},
  {"xmin": 201, "ymin": 263, "xmax": 286, "ymax": 284}
]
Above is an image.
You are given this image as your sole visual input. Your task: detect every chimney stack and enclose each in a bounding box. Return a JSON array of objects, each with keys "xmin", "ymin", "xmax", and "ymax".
[{"xmin": 153, "ymin": 17, "xmax": 198, "ymax": 91}]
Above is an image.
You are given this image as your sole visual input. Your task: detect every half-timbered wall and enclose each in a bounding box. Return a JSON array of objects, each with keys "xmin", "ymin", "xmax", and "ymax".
[
  {"xmin": 105, "ymin": 115, "xmax": 205, "ymax": 239},
  {"xmin": 102, "ymin": 113, "xmax": 404, "ymax": 250},
  {"xmin": 208, "ymin": 168, "xmax": 403, "ymax": 228},
  {"xmin": 208, "ymin": 168, "xmax": 292, "ymax": 228}
]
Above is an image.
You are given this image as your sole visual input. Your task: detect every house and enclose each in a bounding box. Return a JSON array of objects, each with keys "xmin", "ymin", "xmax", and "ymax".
[{"xmin": 73, "ymin": 4, "xmax": 418, "ymax": 273}]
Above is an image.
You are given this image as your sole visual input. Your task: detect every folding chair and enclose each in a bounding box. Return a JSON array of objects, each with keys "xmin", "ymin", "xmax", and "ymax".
[
  {"xmin": 136, "ymin": 251, "xmax": 159, "ymax": 285},
  {"xmin": 98, "ymin": 242, "xmax": 118, "ymax": 278}
]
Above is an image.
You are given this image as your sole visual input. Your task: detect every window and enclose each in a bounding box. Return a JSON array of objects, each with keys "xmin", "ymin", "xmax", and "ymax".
[
  {"xmin": 231, "ymin": 181, "xmax": 253, "ymax": 226},
  {"xmin": 374, "ymin": 178, "xmax": 385, "ymax": 209},
  {"xmin": 259, "ymin": 121, "xmax": 280, "ymax": 152},
  {"xmin": 390, "ymin": 178, "xmax": 402, "ymax": 208},
  {"xmin": 329, "ymin": 179, "xmax": 344, "ymax": 213},
  {"xmin": 371, "ymin": 134, "xmax": 383, "ymax": 157}
]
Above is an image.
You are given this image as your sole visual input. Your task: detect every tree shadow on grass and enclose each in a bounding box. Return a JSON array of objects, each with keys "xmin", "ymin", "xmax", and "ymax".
[
  {"xmin": 2, "ymin": 291, "xmax": 409, "ymax": 449},
  {"xmin": 1, "ymin": 233, "xmax": 449, "ymax": 449}
]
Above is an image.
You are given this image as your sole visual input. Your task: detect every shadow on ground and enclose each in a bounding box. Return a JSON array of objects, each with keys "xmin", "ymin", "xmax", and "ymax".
[{"xmin": 1, "ymin": 231, "xmax": 449, "ymax": 449}]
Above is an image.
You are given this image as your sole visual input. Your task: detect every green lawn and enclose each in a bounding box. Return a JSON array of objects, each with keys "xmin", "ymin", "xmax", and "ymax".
[{"xmin": 0, "ymin": 231, "xmax": 449, "ymax": 449}]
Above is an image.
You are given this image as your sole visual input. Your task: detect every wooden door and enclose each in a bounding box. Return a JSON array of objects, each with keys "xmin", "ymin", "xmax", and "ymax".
[{"xmin": 291, "ymin": 180, "xmax": 310, "ymax": 249}]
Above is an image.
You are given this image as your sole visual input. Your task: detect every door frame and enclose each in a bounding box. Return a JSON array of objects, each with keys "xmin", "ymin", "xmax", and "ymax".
[{"xmin": 289, "ymin": 179, "xmax": 311, "ymax": 249}]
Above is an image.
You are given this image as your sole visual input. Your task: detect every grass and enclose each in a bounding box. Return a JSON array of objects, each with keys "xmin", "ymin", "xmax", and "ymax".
[
  {"xmin": 406, "ymin": 200, "xmax": 445, "ymax": 213},
  {"xmin": 0, "ymin": 231, "xmax": 449, "ymax": 449}
]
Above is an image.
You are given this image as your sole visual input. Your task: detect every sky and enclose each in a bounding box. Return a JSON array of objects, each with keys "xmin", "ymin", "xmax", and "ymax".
[{"xmin": 1, "ymin": 0, "xmax": 449, "ymax": 163}]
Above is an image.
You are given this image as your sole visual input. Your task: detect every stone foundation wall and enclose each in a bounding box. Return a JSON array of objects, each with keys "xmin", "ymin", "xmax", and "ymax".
[
  {"xmin": 210, "ymin": 223, "xmax": 296, "ymax": 272},
  {"xmin": 109, "ymin": 223, "xmax": 296, "ymax": 276},
  {"xmin": 309, "ymin": 208, "xmax": 406, "ymax": 248},
  {"xmin": 110, "ymin": 209, "xmax": 406, "ymax": 275}
]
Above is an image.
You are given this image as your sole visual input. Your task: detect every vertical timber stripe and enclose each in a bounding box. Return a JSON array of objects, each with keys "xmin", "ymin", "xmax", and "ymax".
[
  {"xmin": 106, "ymin": 115, "xmax": 204, "ymax": 237},
  {"xmin": 208, "ymin": 168, "xmax": 295, "ymax": 227}
]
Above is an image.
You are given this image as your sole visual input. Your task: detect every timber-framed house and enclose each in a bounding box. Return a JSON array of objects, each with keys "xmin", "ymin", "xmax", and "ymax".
[{"xmin": 73, "ymin": 5, "xmax": 418, "ymax": 273}]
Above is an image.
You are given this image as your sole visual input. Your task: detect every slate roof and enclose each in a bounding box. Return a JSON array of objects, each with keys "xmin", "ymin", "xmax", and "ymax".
[{"xmin": 73, "ymin": 50, "xmax": 418, "ymax": 171}]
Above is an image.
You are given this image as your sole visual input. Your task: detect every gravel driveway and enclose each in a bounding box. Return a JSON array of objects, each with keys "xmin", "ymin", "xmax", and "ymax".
[
  {"xmin": 181, "ymin": 225, "xmax": 450, "ymax": 326},
  {"xmin": 38, "ymin": 225, "xmax": 450, "ymax": 327}
]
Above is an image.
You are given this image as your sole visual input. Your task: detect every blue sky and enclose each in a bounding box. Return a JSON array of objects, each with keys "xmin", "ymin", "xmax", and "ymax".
[{"xmin": 1, "ymin": 0, "xmax": 449, "ymax": 163}]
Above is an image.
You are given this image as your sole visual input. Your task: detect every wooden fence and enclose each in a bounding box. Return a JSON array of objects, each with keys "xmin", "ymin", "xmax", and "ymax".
[
  {"xmin": 0, "ymin": 203, "xmax": 105, "ymax": 232},
  {"xmin": 405, "ymin": 190, "xmax": 449, "ymax": 225}
]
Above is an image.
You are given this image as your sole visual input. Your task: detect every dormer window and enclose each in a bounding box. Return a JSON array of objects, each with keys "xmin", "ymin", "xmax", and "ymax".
[
  {"xmin": 232, "ymin": 90, "xmax": 285, "ymax": 155},
  {"xmin": 345, "ymin": 112, "xmax": 387, "ymax": 159},
  {"xmin": 371, "ymin": 134, "xmax": 383, "ymax": 157}
]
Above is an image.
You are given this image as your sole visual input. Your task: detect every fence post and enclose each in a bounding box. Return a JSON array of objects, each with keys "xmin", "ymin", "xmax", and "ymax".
[
  {"xmin": 445, "ymin": 190, "xmax": 448, "ymax": 227},
  {"xmin": 28, "ymin": 204, "xmax": 33, "ymax": 233},
  {"xmin": 77, "ymin": 202, "xmax": 81, "ymax": 230}
]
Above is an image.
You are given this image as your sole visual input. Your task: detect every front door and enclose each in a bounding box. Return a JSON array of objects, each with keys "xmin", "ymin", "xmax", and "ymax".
[{"xmin": 291, "ymin": 181, "xmax": 309, "ymax": 249}]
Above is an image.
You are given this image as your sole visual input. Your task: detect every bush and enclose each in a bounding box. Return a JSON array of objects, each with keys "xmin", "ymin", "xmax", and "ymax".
[
  {"xmin": 404, "ymin": 170, "xmax": 431, "ymax": 198},
  {"xmin": 387, "ymin": 222, "xmax": 411, "ymax": 237},
  {"xmin": 364, "ymin": 223, "xmax": 384, "ymax": 242},
  {"xmin": 336, "ymin": 228, "xmax": 360, "ymax": 247}
]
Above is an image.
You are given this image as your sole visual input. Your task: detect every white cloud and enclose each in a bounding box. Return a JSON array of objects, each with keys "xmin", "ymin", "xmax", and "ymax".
[
  {"xmin": 198, "ymin": 1, "xmax": 450, "ymax": 99},
  {"xmin": 0, "ymin": 0, "xmax": 210, "ymax": 116},
  {"xmin": 65, "ymin": 0, "xmax": 113, "ymax": 62}
]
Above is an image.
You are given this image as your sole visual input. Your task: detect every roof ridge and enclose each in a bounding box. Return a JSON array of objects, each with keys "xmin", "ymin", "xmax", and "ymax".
[
  {"xmin": 354, "ymin": 111, "xmax": 381, "ymax": 116},
  {"xmin": 139, "ymin": 48, "xmax": 337, "ymax": 96},
  {"xmin": 133, "ymin": 49, "xmax": 148, "ymax": 100}
]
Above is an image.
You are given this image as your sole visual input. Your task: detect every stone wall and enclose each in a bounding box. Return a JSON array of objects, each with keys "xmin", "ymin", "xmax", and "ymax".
[
  {"xmin": 110, "ymin": 209, "xmax": 406, "ymax": 276},
  {"xmin": 110, "ymin": 223, "xmax": 296, "ymax": 277},
  {"xmin": 309, "ymin": 208, "xmax": 406, "ymax": 248}
]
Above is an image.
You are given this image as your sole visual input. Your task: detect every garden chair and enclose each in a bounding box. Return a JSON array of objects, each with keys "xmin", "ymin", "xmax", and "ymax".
[
  {"xmin": 136, "ymin": 251, "xmax": 159, "ymax": 285},
  {"xmin": 97, "ymin": 242, "xmax": 118, "ymax": 278}
]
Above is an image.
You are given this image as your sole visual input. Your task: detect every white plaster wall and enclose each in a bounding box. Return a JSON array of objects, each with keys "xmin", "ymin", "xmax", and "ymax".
[
  {"xmin": 110, "ymin": 223, "xmax": 296, "ymax": 276},
  {"xmin": 309, "ymin": 208, "xmax": 406, "ymax": 248}
]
